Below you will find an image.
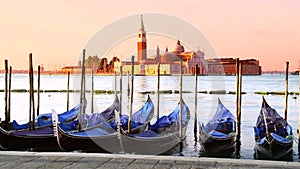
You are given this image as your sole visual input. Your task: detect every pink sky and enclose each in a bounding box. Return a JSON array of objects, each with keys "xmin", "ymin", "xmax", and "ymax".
[{"xmin": 0, "ymin": 0, "xmax": 299, "ymax": 71}]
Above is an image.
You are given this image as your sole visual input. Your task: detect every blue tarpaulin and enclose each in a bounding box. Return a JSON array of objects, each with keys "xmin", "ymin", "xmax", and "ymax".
[
  {"xmin": 203, "ymin": 98, "xmax": 236, "ymax": 133},
  {"xmin": 148, "ymin": 100, "xmax": 190, "ymax": 133},
  {"xmin": 37, "ymin": 105, "xmax": 80, "ymax": 127}
]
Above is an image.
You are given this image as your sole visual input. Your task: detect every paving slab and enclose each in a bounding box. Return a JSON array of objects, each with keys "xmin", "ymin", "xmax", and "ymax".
[
  {"xmin": 128, "ymin": 159, "xmax": 159, "ymax": 169},
  {"xmin": 154, "ymin": 160, "xmax": 174, "ymax": 168},
  {"xmin": 99, "ymin": 158, "xmax": 135, "ymax": 169},
  {"xmin": 0, "ymin": 151, "xmax": 300, "ymax": 169},
  {"xmin": 0, "ymin": 156, "xmax": 35, "ymax": 169}
]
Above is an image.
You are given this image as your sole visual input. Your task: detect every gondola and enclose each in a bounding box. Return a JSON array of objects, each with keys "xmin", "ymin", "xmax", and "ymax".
[
  {"xmin": 199, "ymin": 98, "xmax": 236, "ymax": 157},
  {"xmin": 112, "ymin": 99, "xmax": 190, "ymax": 155},
  {"xmin": 0, "ymin": 96, "xmax": 119, "ymax": 151},
  {"xmin": 54, "ymin": 95, "xmax": 154, "ymax": 152},
  {"xmin": 254, "ymin": 96, "xmax": 293, "ymax": 160}
]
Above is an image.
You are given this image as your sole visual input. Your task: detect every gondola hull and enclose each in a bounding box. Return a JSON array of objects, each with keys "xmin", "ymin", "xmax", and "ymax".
[
  {"xmin": 200, "ymin": 133, "xmax": 236, "ymax": 156},
  {"xmin": 0, "ymin": 126, "xmax": 59, "ymax": 151},
  {"xmin": 56, "ymin": 126, "xmax": 116, "ymax": 152},
  {"xmin": 56, "ymin": 122, "xmax": 148, "ymax": 153},
  {"xmin": 56, "ymin": 124, "xmax": 187, "ymax": 155},
  {"xmin": 254, "ymin": 134, "xmax": 293, "ymax": 160},
  {"xmin": 110, "ymin": 126, "xmax": 187, "ymax": 155}
]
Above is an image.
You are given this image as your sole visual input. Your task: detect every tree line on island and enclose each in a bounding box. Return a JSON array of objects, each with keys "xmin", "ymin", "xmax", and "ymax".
[{"xmin": 78, "ymin": 55, "xmax": 120, "ymax": 73}]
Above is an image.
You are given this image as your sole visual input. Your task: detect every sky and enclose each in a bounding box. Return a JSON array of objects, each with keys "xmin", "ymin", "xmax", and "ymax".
[{"xmin": 0, "ymin": 0, "xmax": 299, "ymax": 71}]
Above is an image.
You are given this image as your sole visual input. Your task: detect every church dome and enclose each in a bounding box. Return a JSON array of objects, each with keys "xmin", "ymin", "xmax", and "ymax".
[{"xmin": 172, "ymin": 40, "xmax": 185, "ymax": 54}]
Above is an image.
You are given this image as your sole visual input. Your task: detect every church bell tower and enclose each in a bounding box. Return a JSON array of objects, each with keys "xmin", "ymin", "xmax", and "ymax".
[{"xmin": 137, "ymin": 15, "xmax": 147, "ymax": 62}]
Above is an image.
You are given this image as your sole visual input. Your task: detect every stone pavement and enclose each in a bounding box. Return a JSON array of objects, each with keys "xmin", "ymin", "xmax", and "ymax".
[{"xmin": 0, "ymin": 151, "xmax": 299, "ymax": 169}]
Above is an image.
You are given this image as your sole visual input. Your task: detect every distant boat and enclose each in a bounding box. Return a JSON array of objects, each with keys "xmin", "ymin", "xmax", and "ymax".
[
  {"xmin": 254, "ymin": 97, "xmax": 293, "ymax": 160},
  {"xmin": 291, "ymin": 70, "xmax": 299, "ymax": 75},
  {"xmin": 199, "ymin": 98, "xmax": 236, "ymax": 157}
]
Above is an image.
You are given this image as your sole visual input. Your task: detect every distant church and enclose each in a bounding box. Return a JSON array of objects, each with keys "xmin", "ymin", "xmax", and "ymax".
[
  {"xmin": 119, "ymin": 15, "xmax": 206, "ymax": 75},
  {"xmin": 114, "ymin": 15, "xmax": 261, "ymax": 75}
]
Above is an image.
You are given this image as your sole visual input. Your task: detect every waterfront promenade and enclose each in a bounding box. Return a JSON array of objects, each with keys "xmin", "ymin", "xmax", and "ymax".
[{"xmin": 0, "ymin": 151, "xmax": 299, "ymax": 169}]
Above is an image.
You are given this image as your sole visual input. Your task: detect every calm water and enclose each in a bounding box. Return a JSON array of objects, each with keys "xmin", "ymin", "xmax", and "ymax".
[{"xmin": 0, "ymin": 73, "xmax": 299, "ymax": 161}]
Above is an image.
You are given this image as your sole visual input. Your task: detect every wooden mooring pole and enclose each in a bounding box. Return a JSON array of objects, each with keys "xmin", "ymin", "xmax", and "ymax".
[
  {"xmin": 78, "ymin": 49, "xmax": 86, "ymax": 132},
  {"xmin": 119, "ymin": 65, "xmax": 123, "ymax": 114},
  {"xmin": 194, "ymin": 65, "xmax": 198, "ymax": 141},
  {"xmin": 157, "ymin": 62, "xmax": 160, "ymax": 121},
  {"xmin": 284, "ymin": 61, "xmax": 289, "ymax": 121},
  {"xmin": 28, "ymin": 57, "xmax": 31, "ymax": 130},
  {"xmin": 298, "ymin": 67, "xmax": 300, "ymax": 154},
  {"xmin": 91, "ymin": 68, "xmax": 94, "ymax": 114},
  {"xmin": 128, "ymin": 55, "xmax": 134, "ymax": 133},
  {"xmin": 179, "ymin": 59, "xmax": 183, "ymax": 152},
  {"xmin": 114, "ymin": 70, "xmax": 117, "ymax": 97},
  {"xmin": 235, "ymin": 58, "xmax": 240, "ymax": 135},
  {"xmin": 4, "ymin": 60, "xmax": 8, "ymax": 129},
  {"xmin": 67, "ymin": 71, "xmax": 70, "ymax": 111},
  {"xmin": 238, "ymin": 60, "xmax": 242, "ymax": 153},
  {"xmin": 8, "ymin": 66, "xmax": 12, "ymax": 126},
  {"xmin": 29, "ymin": 53, "xmax": 35, "ymax": 130},
  {"xmin": 37, "ymin": 65, "xmax": 40, "ymax": 116},
  {"xmin": 235, "ymin": 58, "xmax": 242, "ymax": 158},
  {"xmin": 127, "ymin": 71, "xmax": 130, "ymax": 99}
]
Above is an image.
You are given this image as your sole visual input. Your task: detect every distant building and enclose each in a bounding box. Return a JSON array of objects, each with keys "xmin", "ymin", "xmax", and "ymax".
[
  {"xmin": 120, "ymin": 15, "xmax": 206, "ymax": 75},
  {"xmin": 61, "ymin": 66, "xmax": 92, "ymax": 74},
  {"xmin": 207, "ymin": 58, "xmax": 261, "ymax": 75}
]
